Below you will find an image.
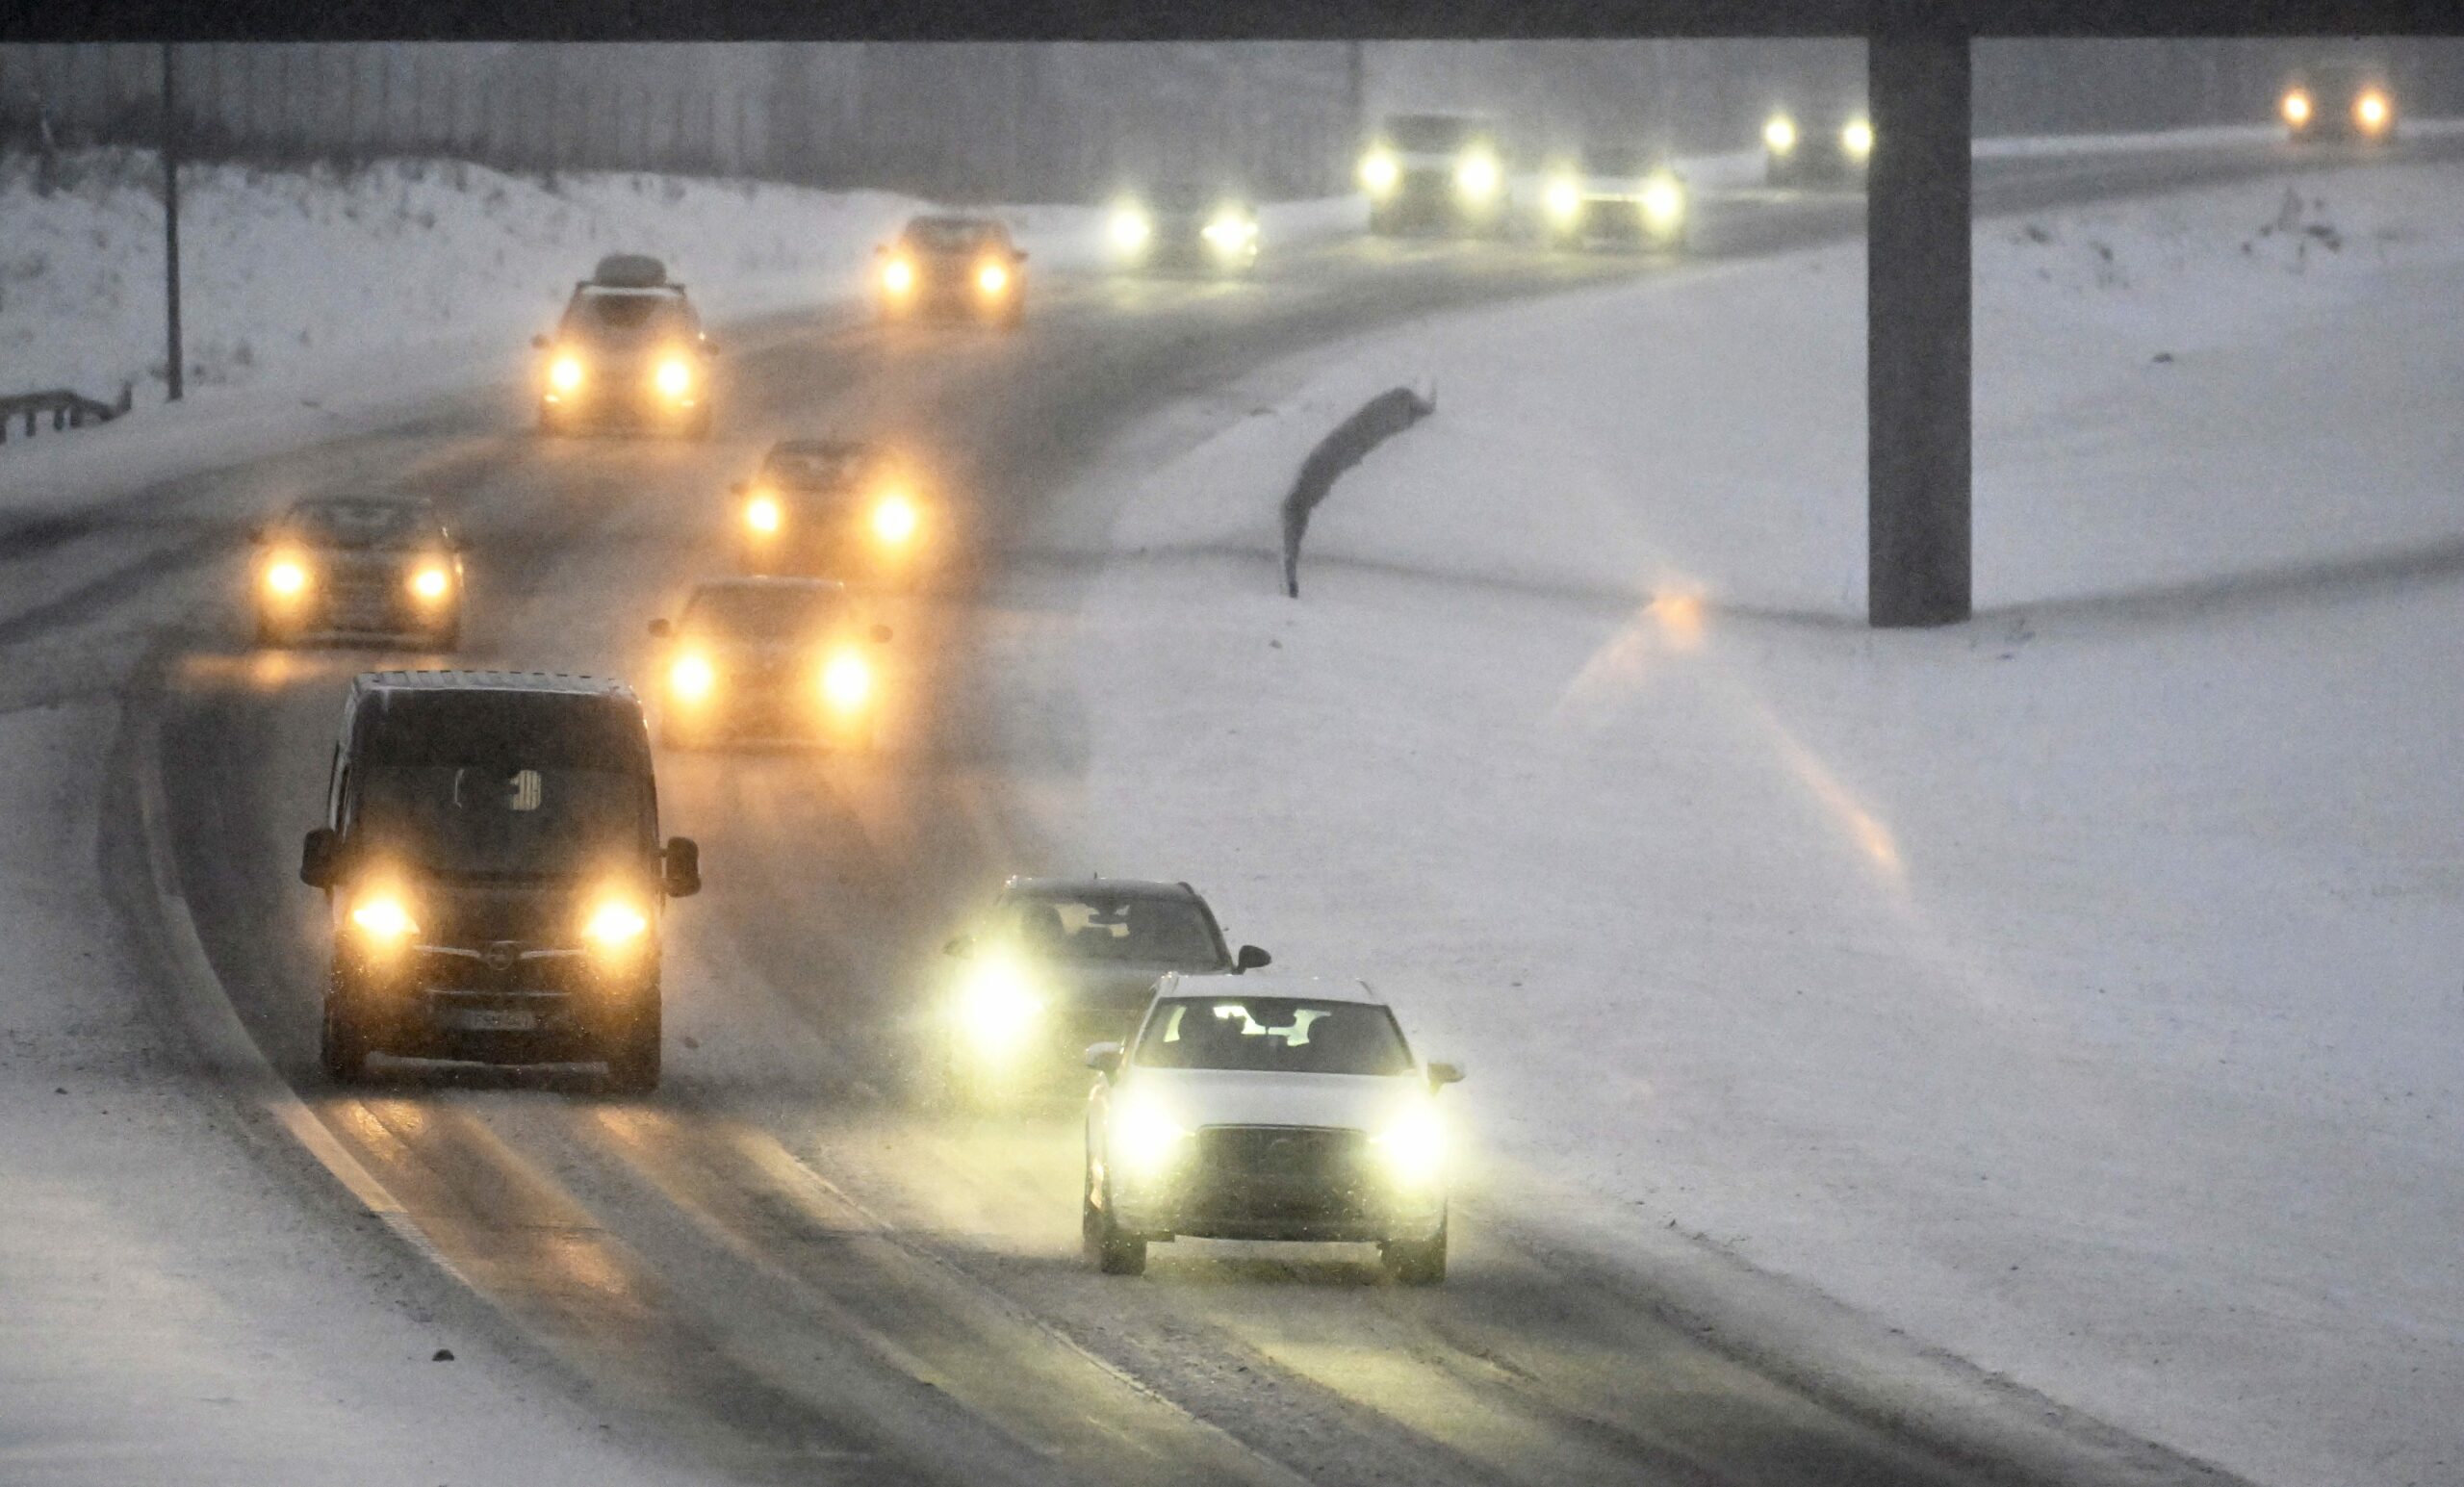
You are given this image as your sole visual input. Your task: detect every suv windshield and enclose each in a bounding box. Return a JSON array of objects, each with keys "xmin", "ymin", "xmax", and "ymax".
[
  {"xmin": 283, "ymin": 500, "xmax": 435, "ymax": 550},
  {"xmin": 681, "ymin": 586, "xmax": 841, "ymax": 642},
  {"xmin": 568, "ymin": 289, "xmax": 696, "ymax": 339},
  {"xmin": 1005, "ymin": 892, "xmax": 1222, "ymax": 966},
  {"xmin": 1134, "ymin": 996, "xmax": 1413, "ymax": 1075},
  {"xmin": 1387, "ymin": 115, "xmax": 1484, "ymax": 152},
  {"xmin": 905, "ymin": 218, "xmax": 1001, "ymax": 254}
]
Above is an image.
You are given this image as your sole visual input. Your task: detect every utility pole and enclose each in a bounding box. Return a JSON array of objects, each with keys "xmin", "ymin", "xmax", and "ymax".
[{"xmin": 162, "ymin": 41, "xmax": 184, "ymax": 403}]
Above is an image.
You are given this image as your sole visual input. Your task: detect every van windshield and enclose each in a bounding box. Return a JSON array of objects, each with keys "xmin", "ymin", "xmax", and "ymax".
[{"xmin": 355, "ymin": 765, "xmax": 648, "ymax": 878}]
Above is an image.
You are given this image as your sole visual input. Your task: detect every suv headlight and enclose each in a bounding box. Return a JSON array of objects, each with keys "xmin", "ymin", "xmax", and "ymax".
[
  {"xmin": 1453, "ymin": 149, "xmax": 1501, "ymax": 202},
  {"xmin": 669, "ymin": 653, "xmax": 715, "ymax": 703},
  {"xmin": 744, "ymin": 493, "xmax": 783, "ymax": 534},
  {"xmin": 1111, "ymin": 1094, "xmax": 1194, "ymax": 1179},
  {"xmin": 408, "ymin": 563, "xmax": 451, "ymax": 601},
  {"xmin": 821, "ymin": 651, "xmax": 871, "ymax": 712},
  {"xmin": 1372, "ymin": 1104, "xmax": 1446, "ymax": 1188},
  {"xmin": 654, "ymin": 356, "xmax": 692, "ymax": 398},
  {"xmin": 549, "ymin": 354, "xmax": 584, "ymax": 392},
  {"xmin": 955, "ymin": 960, "xmax": 1042, "ymax": 1058},
  {"xmin": 264, "ymin": 555, "xmax": 310, "ymax": 596},
  {"xmin": 1359, "ymin": 149, "xmax": 1400, "ymax": 196},
  {"xmin": 870, "ymin": 492, "xmax": 918, "ymax": 546}
]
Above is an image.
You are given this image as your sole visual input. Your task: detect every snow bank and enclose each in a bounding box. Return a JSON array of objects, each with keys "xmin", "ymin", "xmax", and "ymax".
[{"xmin": 1029, "ymin": 161, "xmax": 2464, "ymax": 1487}]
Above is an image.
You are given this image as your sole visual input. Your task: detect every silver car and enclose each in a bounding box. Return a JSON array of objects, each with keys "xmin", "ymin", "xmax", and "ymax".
[{"xmin": 1082, "ymin": 972, "xmax": 1465, "ymax": 1283}]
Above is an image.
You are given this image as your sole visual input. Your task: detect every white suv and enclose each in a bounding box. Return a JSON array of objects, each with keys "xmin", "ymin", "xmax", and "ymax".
[{"xmin": 1082, "ymin": 972, "xmax": 1464, "ymax": 1283}]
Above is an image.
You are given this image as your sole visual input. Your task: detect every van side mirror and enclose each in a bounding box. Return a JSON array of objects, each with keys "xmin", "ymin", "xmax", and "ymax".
[
  {"xmin": 871, "ymin": 624, "xmax": 893, "ymax": 645},
  {"xmin": 1084, "ymin": 1041, "xmax": 1123, "ymax": 1077},
  {"xmin": 530, "ymin": 333, "xmax": 550, "ymax": 350},
  {"xmin": 662, "ymin": 836, "xmax": 701, "ymax": 898},
  {"xmin": 1426, "ymin": 1061, "xmax": 1466, "ymax": 1090},
  {"xmin": 299, "ymin": 828, "xmax": 339, "ymax": 888},
  {"xmin": 943, "ymin": 935, "xmax": 973, "ymax": 959},
  {"xmin": 1234, "ymin": 944, "xmax": 1271, "ymax": 973},
  {"xmin": 647, "ymin": 617, "xmax": 672, "ymax": 639}
]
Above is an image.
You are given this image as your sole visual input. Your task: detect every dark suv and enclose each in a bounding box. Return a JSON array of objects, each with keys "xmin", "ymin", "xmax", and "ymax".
[
  {"xmin": 533, "ymin": 254, "xmax": 716, "ymax": 438},
  {"xmin": 298, "ymin": 671, "xmax": 701, "ymax": 1092},
  {"xmin": 246, "ymin": 495, "xmax": 466, "ymax": 649}
]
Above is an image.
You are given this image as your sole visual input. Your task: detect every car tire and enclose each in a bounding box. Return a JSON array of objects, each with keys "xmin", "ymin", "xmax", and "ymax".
[
  {"xmin": 1084, "ymin": 1167, "xmax": 1147, "ymax": 1276},
  {"xmin": 1382, "ymin": 1212, "xmax": 1448, "ymax": 1286},
  {"xmin": 319, "ymin": 977, "xmax": 373, "ymax": 1085},
  {"xmin": 604, "ymin": 1000, "xmax": 661, "ymax": 1096}
]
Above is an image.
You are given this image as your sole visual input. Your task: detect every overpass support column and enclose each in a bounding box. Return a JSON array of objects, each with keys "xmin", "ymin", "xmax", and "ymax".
[{"xmin": 1867, "ymin": 20, "xmax": 1971, "ymax": 626}]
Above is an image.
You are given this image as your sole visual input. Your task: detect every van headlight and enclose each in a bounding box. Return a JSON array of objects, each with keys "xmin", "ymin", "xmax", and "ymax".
[
  {"xmin": 1359, "ymin": 149, "xmax": 1400, "ymax": 197},
  {"xmin": 1372, "ymin": 1104, "xmax": 1446, "ymax": 1189},
  {"xmin": 1453, "ymin": 149, "xmax": 1501, "ymax": 202},
  {"xmin": 348, "ymin": 892, "xmax": 420, "ymax": 947},
  {"xmin": 583, "ymin": 897, "xmax": 652, "ymax": 949}
]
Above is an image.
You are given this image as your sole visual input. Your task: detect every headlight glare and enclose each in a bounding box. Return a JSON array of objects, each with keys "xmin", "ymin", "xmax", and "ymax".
[
  {"xmin": 883, "ymin": 257, "xmax": 915, "ymax": 295},
  {"xmin": 2282, "ymin": 90, "xmax": 2312, "ymax": 125},
  {"xmin": 265, "ymin": 556, "xmax": 309, "ymax": 596},
  {"xmin": 871, "ymin": 493, "xmax": 918, "ymax": 545},
  {"xmin": 2357, "ymin": 91, "xmax": 2389, "ymax": 130},
  {"xmin": 1764, "ymin": 115, "xmax": 1797, "ymax": 154},
  {"xmin": 1111, "ymin": 1095, "xmax": 1194, "ymax": 1178},
  {"xmin": 1544, "ymin": 177, "xmax": 1581, "ymax": 224},
  {"xmin": 1842, "ymin": 118, "xmax": 1875, "ymax": 159},
  {"xmin": 1453, "ymin": 149, "xmax": 1501, "ymax": 201},
  {"xmin": 976, "ymin": 261, "xmax": 1010, "ymax": 295},
  {"xmin": 584, "ymin": 898, "xmax": 651, "ymax": 947},
  {"xmin": 744, "ymin": 493, "xmax": 782, "ymax": 534},
  {"xmin": 1202, "ymin": 212, "xmax": 1256, "ymax": 253},
  {"xmin": 654, "ymin": 356, "xmax": 691, "ymax": 398},
  {"xmin": 549, "ymin": 355, "xmax": 583, "ymax": 392},
  {"xmin": 1373, "ymin": 1104, "xmax": 1447, "ymax": 1188},
  {"xmin": 956, "ymin": 961, "xmax": 1042, "ymax": 1058},
  {"xmin": 1109, "ymin": 205, "xmax": 1151, "ymax": 251},
  {"xmin": 669, "ymin": 653, "xmax": 715, "ymax": 704},
  {"xmin": 348, "ymin": 894, "xmax": 419, "ymax": 944},
  {"xmin": 1359, "ymin": 149, "xmax": 1400, "ymax": 196},
  {"xmin": 821, "ymin": 651, "xmax": 871, "ymax": 712},
  {"xmin": 409, "ymin": 564, "xmax": 450, "ymax": 601},
  {"xmin": 1641, "ymin": 174, "xmax": 1685, "ymax": 228}
]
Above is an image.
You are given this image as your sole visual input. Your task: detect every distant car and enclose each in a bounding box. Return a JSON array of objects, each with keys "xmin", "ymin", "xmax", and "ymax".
[
  {"xmin": 2281, "ymin": 65, "xmax": 2397, "ymax": 142},
  {"xmin": 1762, "ymin": 104, "xmax": 1872, "ymax": 188},
  {"xmin": 1106, "ymin": 183, "xmax": 1262, "ymax": 274},
  {"xmin": 534, "ymin": 254, "xmax": 715, "ymax": 438},
  {"xmin": 246, "ymin": 495, "xmax": 466, "ymax": 649},
  {"xmin": 875, "ymin": 217, "xmax": 1029, "ymax": 328},
  {"xmin": 937, "ymin": 877, "xmax": 1270, "ymax": 1104},
  {"xmin": 298, "ymin": 670, "xmax": 700, "ymax": 1092},
  {"xmin": 647, "ymin": 577, "xmax": 891, "ymax": 751},
  {"xmin": 1358, "ymin": 113, "xmax": 1510, "ymax": 237},
  {"xmin": 1081, "ymin": 972, "xmax": 1463, "ymax": 1282},
  {"xmin": 1540, "ymin": 145, "xmax": 1688, "ymax": 250},
  {"xmin": 731, "ymin": 439, "xmax": 929, "ymax": 589}
]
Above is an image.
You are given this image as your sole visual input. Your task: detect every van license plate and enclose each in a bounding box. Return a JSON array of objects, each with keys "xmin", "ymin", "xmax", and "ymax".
[{"xmin": 454, "ymin": 1009, "xmax": 536, "ymax": 1032}]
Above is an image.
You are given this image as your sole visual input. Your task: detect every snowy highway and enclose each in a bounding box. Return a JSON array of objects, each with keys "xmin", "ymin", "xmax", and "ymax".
[{"xmin": 5, "ymin": 130, "xmax": 2454, "ymax": 1487}]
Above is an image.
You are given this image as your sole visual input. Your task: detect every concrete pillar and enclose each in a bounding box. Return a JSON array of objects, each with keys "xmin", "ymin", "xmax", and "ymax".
[{"xmin": 1866, "ymin": 22, "xmax": 1971, "ymax": 627}]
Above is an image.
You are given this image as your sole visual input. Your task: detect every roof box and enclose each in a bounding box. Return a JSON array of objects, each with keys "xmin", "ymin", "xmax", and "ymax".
[{"xmin": 590, "ymin": 253, "xmax": 669, "ymax": 288}]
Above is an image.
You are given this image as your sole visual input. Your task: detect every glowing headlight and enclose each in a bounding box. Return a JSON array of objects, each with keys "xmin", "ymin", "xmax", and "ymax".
[
  {"xmin": 1453, "ymin": 149, "xmax": 1501, "ymax": 202},
  {"xmin": 1109, "ymin": 205, "xmax": 1151, "ymax": 252},
  {"xmin": 956, "ymin": 961, "xmax": 1042, "ymax": 1058},
  {"xmin": 871, "ymin": 493, "xmax": 918, "ymax": 545},
  {"xmin": 409, "ymin": 564, "xmax": 450, "ymax": 601},
  {"xmin": 549, "ymin": 355, "xmax": 583, "ymax": 392},
  {"xmin": 2282, "ymin": 90, "xmax": 2312, "ymax": 125},
  {"xmin": 264, "ymin": 557, "xmax": 309, "ymax": 596},
  {"xmin": 1359, "ymin": 149, "xmax": 1400, "ymax": 196},
  {"xmin": 669, "ymin": 653, "xmax": 714, "ymax": 703},
  {"xmin": 654, "ymin": 357, "xmax": 692, "ymax": 399},
  {"xmin": 1764, "ymin": 115, "xmax": 1798, "ymax": 154},
  {"xmin": 976, "ymin": 261, "xmax": 1010, "ymax": 295},
  {"xmin": 1842, "ymin": 118, "xmax": 1875, "ymax": 159},
  {"xmin": 1641, "ymin": 174, "xmax": 1685, "ymax": 229},
  {"xmin": 1544, "ymin": 177, "xmax": 1581, "ymax": 225},
  {"xmin": 348, "ymin": 894, "xmax": 419, "ymax": 944},
  {"xmin": 2357, "ymin": 91, "xmax": 2390, "ymax": 130},
  {"xmin": 744, "ymin": 493, "xmax": 782, "ymax": 534},
  {"xmin": 883, "ymin": 257, "xmax": 916, "ymax": 295},
  {"xmin": 821, "ymin": 651, "xmax": 871, "ymax": 712},
  {"xmin": 1110, "ymin": 1095, "xmax": 1194, "ymax": 1178},
  {"xmin": 584, "ymin": 898, "xmax": 651, "ymax": 947},
  {"xmin": 1372, "ymin": 1104, "xmax": 1447, "ymax": 1188},
  {"xmin": 1202, "ymin": 212, "xmax": 1256, "ymax": 253}
]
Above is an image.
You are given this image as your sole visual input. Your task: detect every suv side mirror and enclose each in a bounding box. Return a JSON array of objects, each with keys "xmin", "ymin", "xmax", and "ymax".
[
  {"xmin": 1426, "ymin": 1061, "xmax": 1466, "ymax": 1090},
  {"xmin": 1084, "ymin": 1041, "xmax": 1123, "ymax": 1077},
  {"xmin": 662, "ymin": 836, "xmax": 701, "ymax": 898},
  {"xmin": 1234, "ymin": 944, "xmax": 1271, "ymax": 973},
  {"xmin": 530, "ymin": 333, "xmax": 550, "ymax": 350},
  {"xmin": 870, "ymin": 624, "xmax": 893, "ymax": 645},
  {"xmin": 943, "ymin": 935, "xmax": 973, "ymax": 959},
  {"xmin": 299, "ymin": 828, "xmax": 339, "ymax": 888},
  {"xmin": 245, "ymin": 523, "xmax": 267, "ymax": 544},
  {"xmin": 647, "ymin": 617, "xmax": 672, "ymax": 639},
  {"xmin": 872, "ymin": 243, "xmax": 888, "ymax": 256},
  {"xmin": 729, "ymin": 480, "xmax": 748, "ymax": 496},
  {"xmin": 1014, "ymin": 249, "xmax": 1030, "ymax": 263}
]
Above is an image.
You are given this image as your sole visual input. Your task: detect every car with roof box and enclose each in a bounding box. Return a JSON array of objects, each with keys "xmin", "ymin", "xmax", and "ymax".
[{"xmin": 533, "ymin": 253, "xmax": 716, "ymax": 437}]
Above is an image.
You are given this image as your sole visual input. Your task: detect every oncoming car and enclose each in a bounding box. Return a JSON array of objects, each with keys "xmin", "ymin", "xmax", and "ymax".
[
  {"xmin": 732, "ymin": 439, "xmax": 930, "ymax": 588},
  {"xmin": 1761, "ymin": 103, "xmax": 1873, "ymax": 188},
  {"xmin": 937, "ymin": 878, "xmax": 1270, "ymax": 1105},
  {"xmin": 533, "ymin": 254, "xmax": 715, "ymax": 438},
  {"xmin": 297, "ymin": 671, "xmax": 701, "ymax": 1093},
  {"xmin": 875, "ymin": 216, "xmax": 1029, "ymax": 328},
  {"xmin": 1082, "ymin": 973, "xmax": 1464, "ymax": 1282},
  {"xmin": 246, "ymin": 496, "xmax": 466, "ymax": 649},
  {"xmin": 1358, "ymin": 113, "xmax": 1509, "ymax": 237},
  {"xmin": 1106, "ymin": 183, "xmax": 1261, "ymax": 275},
  {"xmin": 648, "ymin": 577, "xmax": 892, "ymax": 751},
  {"xmin": 1540, "ymin": 145, "xmax": 1687, "ymax": 251},
  {"xmin": 2280, "ymin": 65, "xmax": 2397, "ymax": 142}
]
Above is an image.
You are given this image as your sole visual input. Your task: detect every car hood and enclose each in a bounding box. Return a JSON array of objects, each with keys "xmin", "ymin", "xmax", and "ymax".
[
  {"xmin": 1119, "ymin": 1067, "xmax": 1426, "ymax": 1133},
  {"xmin": 1033, "ymin": 959, "xmax": 1226, "ymax": 1013}
]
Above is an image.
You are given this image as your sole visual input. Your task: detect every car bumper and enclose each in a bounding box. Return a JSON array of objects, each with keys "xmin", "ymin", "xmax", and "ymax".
[
  {"xmin": 340, "ymin": 946, "xmax": 654, "ymax": 1061},
  {"xmin": 1113, "ymin": 1174, "xmax": 1446, "ymax": 1243}
]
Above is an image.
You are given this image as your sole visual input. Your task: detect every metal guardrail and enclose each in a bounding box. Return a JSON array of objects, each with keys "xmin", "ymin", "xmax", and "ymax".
[{"xmin": 0, "ymin": 384, "xmax": 134, "ymax": 445}]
